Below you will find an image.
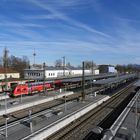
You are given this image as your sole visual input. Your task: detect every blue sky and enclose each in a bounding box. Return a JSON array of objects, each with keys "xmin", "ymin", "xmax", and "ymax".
[{"xmin": 0, "ymin": 0, "xmax": 140, "ymax": 66}]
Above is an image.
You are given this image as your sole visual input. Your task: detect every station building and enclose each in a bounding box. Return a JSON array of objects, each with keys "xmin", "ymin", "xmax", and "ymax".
[
  {"xmin": 0, "ymin": 68, "xmax": 20, "ymax": 80},
  {"xmin": 24, "ymin": 66, "xmax": 91, "ymax": 80},
  {"xmin": 98, "ymin": 65, "xmax": 117, "ymax": 74},
  {"xmin": 0, "ymin": 68, "xmax": 20, "ymax": 92}
]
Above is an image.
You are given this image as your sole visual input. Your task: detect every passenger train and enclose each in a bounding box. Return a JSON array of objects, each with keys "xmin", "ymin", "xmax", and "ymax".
[{"xmin": 10, "ymin": 80, "xmax": 64, "ymax": 97}]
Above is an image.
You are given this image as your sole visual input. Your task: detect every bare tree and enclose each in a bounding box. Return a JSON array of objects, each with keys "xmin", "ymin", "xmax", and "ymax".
[
  {"xmin": 0, "ymin": 57, "xmax": 3, "ymax": 67},
  {"xmin": 8, "ymin": 55, "xmax": 30, "ymax": 78},
  {"xmin": 66, "ymin": 62, "xmax": 74, "ymax": 68},
  {"xmin": 54, "ymin": 59, "xmax": 62, "ymax": 67},
  {"xmin": 3, "ymin": 48, "xmax": 9, "ymax": 68},
  {"xmin": 84, "ymin": 60, "xmax": 96, "ymax": 69}
]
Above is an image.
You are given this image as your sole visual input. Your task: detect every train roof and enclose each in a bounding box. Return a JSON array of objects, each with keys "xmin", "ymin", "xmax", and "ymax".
[
  {"xmin": 28, "ymin": 81, "xmax": 53, "ymax": 86},
  {"xmin": 94, "ymin": 74, "xmax": 136, "ymax": 85},
  {"xmin": 59, "ymin": 73, "xmax": 117, "ymax": 83}
]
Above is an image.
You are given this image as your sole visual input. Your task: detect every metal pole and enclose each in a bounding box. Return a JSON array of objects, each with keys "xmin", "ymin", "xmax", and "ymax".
[
  {"xmin": 5, "ymin": 118, "xmax": 8, "ymax": 138},
  {"xmin": 92, "ymin": 61, "xmax": 94, "ymax": 74},
  {"xmin": 64, "ymin": 96, "xmax": 66, "ymax": 111},
  {"xmin": 90, "ymin": 79, "xmax": 92, "ymax": 95},
  {"xmin": 4, "ymin": 92, "xmax": 7, "ymax": 114},
  {"xmin": 62, "ymin": 56, "xmax": 65, "ymax": 76},
  {"xmin": 33, "ymin": 48, "xmax": 36, "ymax": 66},
  {"xmin": 21, "ymin": 92, "xmax": 22, "ymax": 103},
  {"xmin": 3, "ymin": 114, "xmax": 9, "ymax": 138},
  {"xmin": 135, "ymin": 91, "xmax": 139, "ymax": 140},
  {"xmin": 29, "ymin": 110, "xmax": 33, "ymax": 133},
  {"xmin": 82, "ymin": 61, "xmax": 85, "ymax": 100},
  {"xmin": 43, "ymin": 62, "xmax": 46, "ymax": 95},
  {"xmin": 20, "ymin": 82, "xmax": 22, "ymax": 103},
  {"xmin": 64, "ymin": 83, "xmax": 66, "ymax": 92},
  {"xmin": 4, "ymin": 48, "xmax": 8, "ymax": 114}
]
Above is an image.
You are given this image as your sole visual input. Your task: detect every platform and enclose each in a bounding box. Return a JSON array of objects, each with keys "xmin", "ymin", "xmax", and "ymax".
[
  {"xmin": 0, "ymin": 90, "xmax": 74, "ymax": 115},
  {"xmin": 102, "ymin": 90, "xmax": 140, "ymax": 140},
  {"xmin": 0, "ymin": 94, "xmax": 110, "ymax": 140}
]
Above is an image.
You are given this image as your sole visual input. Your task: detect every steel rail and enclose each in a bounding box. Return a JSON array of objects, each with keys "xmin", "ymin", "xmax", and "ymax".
[{"xmin": 47, "ymin": 83, "xmax": 135, "ymax": 140}]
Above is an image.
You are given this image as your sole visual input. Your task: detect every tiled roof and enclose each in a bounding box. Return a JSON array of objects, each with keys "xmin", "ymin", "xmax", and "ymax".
[{"xmin": 0, "ymin": 68, "xmax": 18, "ymax": 74}]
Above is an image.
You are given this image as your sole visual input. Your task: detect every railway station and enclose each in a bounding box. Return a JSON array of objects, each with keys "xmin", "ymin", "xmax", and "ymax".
[
  {"xmin": 0, "ymin": 73, "xmax": 138, "ymax": 140},
  {"xmin": 0, "ymin": 1, "xmax": 140, "ymax": 140}
]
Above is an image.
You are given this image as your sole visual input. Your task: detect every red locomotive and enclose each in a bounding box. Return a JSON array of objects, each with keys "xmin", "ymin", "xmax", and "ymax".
[{"xmin": 10, "ymin": 80, "xmax": 63, "ymax": 97}]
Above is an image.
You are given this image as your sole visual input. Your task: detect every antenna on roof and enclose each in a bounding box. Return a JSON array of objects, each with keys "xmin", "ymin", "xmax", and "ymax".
[{"xmin": 33, "ymin": 48, "xmax": 36, "ymax": 66}]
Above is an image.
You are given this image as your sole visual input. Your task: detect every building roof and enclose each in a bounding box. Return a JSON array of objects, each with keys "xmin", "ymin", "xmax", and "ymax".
[
  {"xmin": 0, "ymin": 67, "xmax": 18, "ymax": 74},
  {"xmin": 45, "ymin": 66, "xmax": 83, "ymax": 70},
  {"xmin": 98, "ymin": 64, "xmax": 115, "ymax": 67},
  {"xmin": 25, "ymin": 66, "xmax": 89, "ymax": 71}
]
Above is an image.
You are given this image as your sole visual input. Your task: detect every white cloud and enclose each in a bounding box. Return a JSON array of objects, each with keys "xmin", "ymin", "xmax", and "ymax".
[
  {"xmin": 28, "ymin": 0, "xmax": 111, "ymax": 38},
  {"xmin": 0, "ymin": 22, "xmax": 45, "ymax": 28}
]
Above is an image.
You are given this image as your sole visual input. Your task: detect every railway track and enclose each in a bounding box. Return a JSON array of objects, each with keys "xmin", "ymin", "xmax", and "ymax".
[
  {"xmin": 0, "ymin": 85, "xmax": 101, "ymax": 127},
  {"xmin": 47, "ymin": 83, "xmax": 136, "ymax": 140},
  {"xmin": 0, "ymin": 79, "xmax": 136, "ymax": 139}
]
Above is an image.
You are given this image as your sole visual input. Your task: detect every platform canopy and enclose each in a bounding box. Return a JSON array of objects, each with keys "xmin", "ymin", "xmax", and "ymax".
[
  {"xmin": 133, "ymin": 80, "xmax": 140, "ymax": 87},
  {"xmin": 94, "ymin": 74, "xmax": 136, "ymax": 85}
]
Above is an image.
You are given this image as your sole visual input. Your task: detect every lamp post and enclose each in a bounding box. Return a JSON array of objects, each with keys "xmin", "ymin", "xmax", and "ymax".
[
  {"xmin": 29, "ymin": 110, "xmax": 33, "ymax": 133},
  {"xmin": 4, "ymin": 91, "xmax": 7, "ymax": 114},
  {"xmin": 63, "ymin": 95, "xmax": 67, "ymax": 112},
  {"xmin": 3, "ymin": 114, "xmax": 9, "ymax": 138},
  {"xmin": 135, "ymin": 90, "xmax": 140, "ymax": 140},
  {"xmin": 20, "ymin": 81, "xmax": 22, "ymax": 103},
  {"xmin": 90, "ymin": 79, "xmax": 93, "ymax": 95},
  {"xmin": 82, "ymin": 61, "xmax": 85, "ymax": 100},
  {"xmin": 43, "ymin": 62, "xmax": 46, "ymax": 95},
  {"xmin": 20, "ymin": 89, "xmax": 22, "ymax": 103},
  {"xmin": 4, "ymin": 48, "xmax": 8, "ymax": 115}
]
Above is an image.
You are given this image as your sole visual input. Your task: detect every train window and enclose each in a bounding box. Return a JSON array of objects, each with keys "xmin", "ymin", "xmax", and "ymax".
[
  {"xmin": 17, "ymin": 89, "xmax": 20, "ymax": 92},
  {"xmin": 23, "ymin": 88, "xmax": 26, "ymax": 91}
]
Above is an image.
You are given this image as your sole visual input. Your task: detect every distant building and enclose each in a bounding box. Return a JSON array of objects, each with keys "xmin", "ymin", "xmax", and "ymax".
[
  {"xmin": 24, "ymin": 66, "xmax": 91, "ymax": 80},
  {"xmin": 0, "ymin": 68, "xmax": 20, "ymax": 80},
  {"xmin": 98, "ymin": 65, "xmax": 117, "ymax": 73},
  {"xmin": 0, "ymin": 68, "xmax": 20, "ymax": 92},
  {"xmin": 93, "ymin": 69, "xmax": 99, "ymax": 75}
]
